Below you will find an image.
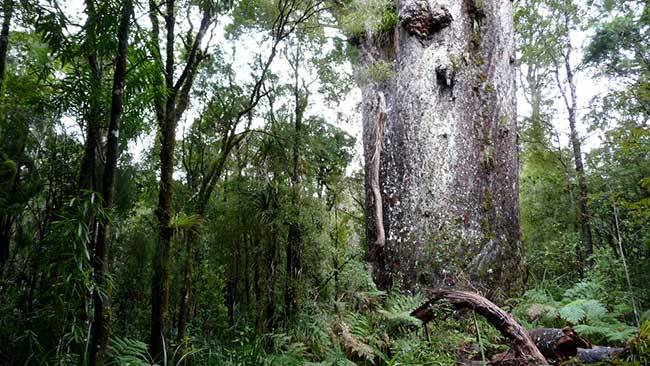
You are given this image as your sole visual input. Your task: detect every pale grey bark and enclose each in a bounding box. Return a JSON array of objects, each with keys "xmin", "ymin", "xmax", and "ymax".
[{"xmin": 360, "ymin": 0, "xmax": 523, "ymax": 297}]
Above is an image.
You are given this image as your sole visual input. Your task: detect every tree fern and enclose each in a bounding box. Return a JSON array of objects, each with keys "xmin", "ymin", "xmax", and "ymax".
[
  {"xmin": 345, "ymin": 312, "xmax": 374, "ymax": 341},
  {"xmin": 581, "ymin": 299, "xmax": 608, "ymax": 321}
]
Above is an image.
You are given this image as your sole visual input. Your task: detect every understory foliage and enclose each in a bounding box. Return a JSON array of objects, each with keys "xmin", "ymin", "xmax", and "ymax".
[{"xmin": 514, "ymin": 280, "xmax": 639, "ymax": 345}]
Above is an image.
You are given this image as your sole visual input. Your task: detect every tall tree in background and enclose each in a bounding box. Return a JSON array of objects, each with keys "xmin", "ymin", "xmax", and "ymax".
[
  {"xmin": 515, "ymin": 0, "xmax": 583, "ymax": 279},
  {"xmin": 77, "ymin": 0, "xmax": 104, "ymax": 192},
  {"xmin": 551, "ymin": 0, "xmax": 593, "ymax": 262},
  {"xmin": 89, "ymin": 1, "xmax": 133, "ymax": 365},
  {"xmin": 584, "ymin": 0, "xmax": 649, "ymax": 124},
  {"xmin": 285, "ymin": 39, "xmax": 308, "ymax": 320},
  {"xmin": 174, "ymin": 0, "xmax": 324, "ymax": 341},
  {"xmin": 147, "ymin": 0, "xmax": 216, "ymax": 360},
  {"xmin": 353, "ymin": 0, "xmax": 522, "ymax": 297}
]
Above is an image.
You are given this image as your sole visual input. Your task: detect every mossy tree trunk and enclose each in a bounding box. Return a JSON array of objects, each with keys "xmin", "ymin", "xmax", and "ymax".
[
  {"xmin": 149, "ymin": 0, "xmax": 213, "ymax": 360},
  {"xmin": 0, "ymin": 0, "xmax": 14, "ymax": 275},
  {"xmin": 0, "ymin": 0, "xmax": 14, "ymax": 92},
  {"xmin": 88, "ymin": 1, "xmax": 132, "ymax": 365},
  {"xmin": 360, "ymin": 0, "xmax": 523, "ymax": 298}
]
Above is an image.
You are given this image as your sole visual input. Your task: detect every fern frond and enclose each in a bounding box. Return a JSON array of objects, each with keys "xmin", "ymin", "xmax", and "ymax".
[
  {"xmin": 563, "ymin": 281, "xmax": 603, "ymax": 301},
  {"xmin": 559, "ymin": 300, "xmax": 587, "ymax": 324},
  {"xmin": 107, "ymin": 337, "xmax": 152, "ymax": 366},
  {"xmin": 581, "ymin": 299, "xmax": 607, "ymax": 321}
]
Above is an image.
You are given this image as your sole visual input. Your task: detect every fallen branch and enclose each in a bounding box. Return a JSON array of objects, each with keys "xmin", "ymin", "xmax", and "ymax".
[{"xmin": 411, "ymin": 289, "xmax": 548, "ymax": 365}]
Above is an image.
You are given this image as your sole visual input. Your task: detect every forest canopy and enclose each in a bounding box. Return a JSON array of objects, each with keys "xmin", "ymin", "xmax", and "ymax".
[{"xmin": 0, "ymin": 0, "xmax": 648, "ymax": 365}]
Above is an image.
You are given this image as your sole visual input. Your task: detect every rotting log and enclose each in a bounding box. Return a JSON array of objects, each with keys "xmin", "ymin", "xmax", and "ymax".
[
  {"xmin": 529, "ymin": 327, "xmax": 591, "ymax": 361},
  {"xmin": 411, "ymin": 289, "xmax": 548, "ymax": 365},
  {"xmin": 575, "ymin": 346, "xmax": 627, "ymax": 364}
]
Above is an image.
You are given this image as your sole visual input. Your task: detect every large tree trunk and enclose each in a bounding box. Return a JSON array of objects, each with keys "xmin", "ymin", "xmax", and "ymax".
[
  {"xmin": 361, "ymin": 0, "xmax": 522, "ymax": 296},
  {"xmin": 88, "ymin": 1, "xmax": 131, "ymax": 365}
]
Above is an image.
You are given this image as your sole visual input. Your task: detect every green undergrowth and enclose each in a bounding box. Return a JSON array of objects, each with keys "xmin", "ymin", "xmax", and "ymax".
[
  {"xmin": 101, "ymin": 265, "xmax": 649, "ymax": 366},
  {"xmin": 102, "ymin": 291, "xmax": 515, "ymax": 366},
  {"xmin": 103, "ymin": 287, "xmax": 650, "ymax": 366}
]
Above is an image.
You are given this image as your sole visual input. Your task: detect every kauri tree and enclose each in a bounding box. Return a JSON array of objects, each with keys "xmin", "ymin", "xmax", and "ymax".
[{"xmin": 355, "ymin": 0, "xmax": 523, "ymax": 297}]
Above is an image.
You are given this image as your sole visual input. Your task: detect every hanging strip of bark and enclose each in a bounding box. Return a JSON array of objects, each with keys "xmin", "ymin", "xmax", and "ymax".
[
  {"xmin": 368, "ymin": 91, "xmax": 387, "ymax": 259},
  {"xmin": 411, "ymin": 289, "xmax": 548, "ymax": 365}
]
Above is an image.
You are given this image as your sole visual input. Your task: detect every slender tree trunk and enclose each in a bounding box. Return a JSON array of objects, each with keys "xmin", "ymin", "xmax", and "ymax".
[
  {"xmin": 78, "ymin": 85, "xmax": 101, "ymax": 191},
  {"xmin": 88, "ymin": 2, "xmax": 131, "ymax": 365},
  {"xmin": 568, "ymin": 108, "xmax": 592, "ymax": 259},
  {"xmin": 0, "ymin": 0, "xmax": 14, "ymax": 92},
  {"xmin": 266, "ymin": 194, "xmax": 278, "ymax": 331},
  {"xmin": 285, "ymin": 46, "xmax": 305, "ymax": 320},
  {"xmin": 0, "ymin": 214, "xmax": 13, "ymax": 275},
  {"xmin": 360, "ymin": 0, "xmax": 522, "ymax": 297},
  {"xmin": 526, "ymin": 73, "xmax": 546, "ymax": 152},
  {"xmin": 176, "ymin": 231, "xmax": 194, "ymax": 344},
  {"xmin": 554, "ymin": 7, "xmax": 593, "ymax": 261},
  {"xmin": 244, "ymin": 233, "xmax": 251, "ymax": 307},
  {"xmin": 150, "ymin": 0, "xmax": 178, "ymax": 359},
  {"xmin": 254, "ymin": 242, "xmax": 263, "ymax": 331},
  {"xmin": 78, "ymin": 0, "xmax": 102, "ymax": 192},
  {"xmin": 0, "ymin": 0, "xmax": 15, "ymax": 271},
  {"xmin": 149, "ymin": 1, "xmax": 214, "ymax": 357}
]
